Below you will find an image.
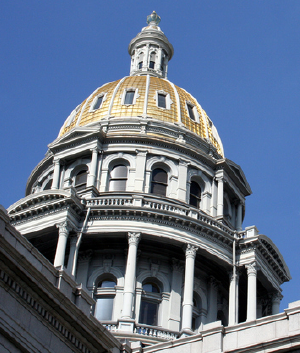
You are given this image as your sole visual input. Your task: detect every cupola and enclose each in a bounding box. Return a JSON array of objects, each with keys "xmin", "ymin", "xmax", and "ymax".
[{"xmin": 128, "ymin": 11, "xmax": 174, "ymax": 78}]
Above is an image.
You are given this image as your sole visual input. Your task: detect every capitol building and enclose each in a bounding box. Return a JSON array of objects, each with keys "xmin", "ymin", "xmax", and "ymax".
[{"xmin": 1, "ymin": 12, "xmax": 300, "ymax": 353}]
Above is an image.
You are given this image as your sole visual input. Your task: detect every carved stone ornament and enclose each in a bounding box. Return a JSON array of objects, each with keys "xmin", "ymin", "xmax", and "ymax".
[
  {"xmin": 56, "ymin": 221, "xmax": 72, "ymax": 235},
  {"xmin": 128, "ymin": 232, "xmax": 141, "ymax": 245},
  {"xmin": 185, "ymin": 244, "xmax": 198, "ymax": 258},
  {"xmin": 245, "ymin": 262, "xmax": 257, "ymax": 276}
]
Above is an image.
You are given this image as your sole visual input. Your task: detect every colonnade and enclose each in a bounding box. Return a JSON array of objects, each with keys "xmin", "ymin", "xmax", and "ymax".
[{"xmin": 53, "ymin": 226, "xmax": 280, "ymax": 331}]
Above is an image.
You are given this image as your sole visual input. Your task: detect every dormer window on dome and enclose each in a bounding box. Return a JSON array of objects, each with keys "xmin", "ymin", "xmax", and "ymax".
[{"xmin": 128, "ymin": 11, "xmax": 174, "ymax": 79}]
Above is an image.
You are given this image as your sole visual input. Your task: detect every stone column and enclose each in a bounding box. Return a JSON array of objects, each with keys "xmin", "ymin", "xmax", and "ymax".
[
  {"xmin": 87, "ymin": 147, "xmax": 98, "ymax": 187},
  {"xmin": 143, "ymin": 44, "xmax": 149, "ymax": 68},
  {"xmin": 236, "ymin": 202, "xmax": 243, "ymax": 231},
  {"xmin": 52, "ymin": 158, "xmax": 61, "ymax": 190},
  {"xmin": 182, "ymin": 244, "xmax": 198, "ymax": 331},
  {"xmin": 246, "ymin": 262, "xmax": 257, "ymax": 321},
  {"xmin": 122, "ymin": 232, "xmax": 141, "ymax": 319},
  {"xmin": 216, "ymin": 177, "xmax": 224, "ymax": 217},
  {"xmin": 271, "ymin": 292, "xmax": 282, "ymax": 315},
  {"xmin": 177, "ymin": 159, "xmax": 189, "ymax": 202},
  {"xmin": 54, "ymin": 221, "xmax": 71, "ymax": 267},
  {"xmin": 67, "ymin": 235, "xmax": 78, "ymax": 274},
  {"xmin": 156, "ymin": 47, "xmax": 162, "ymax": 71},
  {"xmin": 228, "ymin": 270, "xmax": 239, "ymax": 326}
]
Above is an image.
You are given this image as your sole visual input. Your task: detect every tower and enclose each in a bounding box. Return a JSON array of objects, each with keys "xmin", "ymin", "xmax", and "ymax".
[{"xmin": 7, "ymin": 12, "xmax": 290, "ymax": 347}]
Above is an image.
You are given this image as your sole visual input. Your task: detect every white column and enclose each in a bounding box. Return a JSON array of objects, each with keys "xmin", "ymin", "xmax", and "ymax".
[
  {"xmin": 122, "ymin": 232, "xmax": 141, "ymax": 319},
  {"xmin": 246, "ymin": 262, "xmax": 257, "ymax": 321},
  {"xmin": 177, "ymin": 159, "xmax": 189, "ymax": 202},
  {"xmin": 202, "ymin": 191, "xmax": 212, "ymax": 214},
  {"xmin": 217, "ymin": 177, "xmax": 224, "ymax": 217},
  {"xmin": 67, "ymin": 235, "xmax": 78, "ymax": 274},
  {"xmin": 182, "ymin": 244, "xmax": 198, "ymax": 331},
  {"xmin": 134, "ymin": 150, "xmax": 147, "ymax": 192},
  {"xmin": 228, "ymin": 270, "xmax": 239, "ymax": 325},
  {"xmin": 143, "ymin": 44, "xmax": 149, "ymax": 68},
  {"xmin": 271, "ymin": 292, "xmax": 282, "ymax": 315},
  {"xmin": 156, "ymin": 47, "xmax": 162, "ymax": 71},
  {"xmin": 236, "ymin": 202, "xmax": 243, "ymax": 231},
  {"xmin": 211, "ymin": 179, "xmax": 218, "ymax": 217},
  {"xmin": 54, "ymin": 221, "xmax": 71, "ymax": 267},
  {"xmin": 52, "ymin": 158, "xmax": 61, "ymax": 190},
  {"xmin": 87, "ymin": 147, "xmax": 98, "ymax": 187}
]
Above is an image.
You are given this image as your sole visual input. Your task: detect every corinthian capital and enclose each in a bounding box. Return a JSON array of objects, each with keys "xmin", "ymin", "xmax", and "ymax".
[
  {"xmin": 245, "ymin": 262, "xmax": 257, "ymax": 276},
  {"xmin": 185, "ymin": 244, "xmax": 198, "ymax": 259},
  {"xmin": 128, "ymin": 232, "xmax": 141, "ymax": 246},
  {"xmin": 56, "ymin": 221, "xmax": 72, "ymax": 235}
]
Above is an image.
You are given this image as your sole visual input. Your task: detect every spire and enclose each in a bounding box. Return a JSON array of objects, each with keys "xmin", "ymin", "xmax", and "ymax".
[{"xmin": 128, "ymin": 11, "xmax": 174, "ymax": 79}]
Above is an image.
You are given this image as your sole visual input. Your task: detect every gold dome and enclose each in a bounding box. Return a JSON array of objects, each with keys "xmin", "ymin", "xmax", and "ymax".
[{"xmin": 58, "ymin": 76, "xmax": 224, "ymax": 157}]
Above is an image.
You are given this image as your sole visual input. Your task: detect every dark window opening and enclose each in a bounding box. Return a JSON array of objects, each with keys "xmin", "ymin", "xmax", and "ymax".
[
  {"xmin": 190, "ymin": 181, "xmax": 201, "ymax": 208},
  {"xmin": 151, "ymin": 168, "xmax": 167, "ymax": 196},
  {"xmin": 157, "ymin": 93, "xmax": 166, "ymax": 108},
  {"xmin": 138, "ymin": 61, "xmax": 143, "ymax": 69},
  {"xmin": 124, "ymin": 91, "xmax": 135, "ymax": 105},
  {"xmin": 93, "ymin": 96, "xmax": 103, "ymax": 110},
  {"xmin": 149, "ymin": 61, "xmax": 155, "ymax": 69},
  {"xmin": 187, "ymin": 103, "xmax": 195, "ymax": 121},
  {"xmin": 75, "ymin": 169, "xmax": 88, "ymax": 191}
]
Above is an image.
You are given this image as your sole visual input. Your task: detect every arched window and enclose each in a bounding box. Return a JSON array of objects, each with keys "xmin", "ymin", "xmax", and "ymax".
[
  {"xmin": 139, "ymin": 282, "xmax": 161, "ymax": 326},
  {"xmin": 75, "ymin": 169, "xmax": 88, "ymax": 191},
  {"xmin": 189, "ymin": 181, "xmax": 201, "ymax": 208},
  {"xmin": 149, "ymin": 52, "xmax": 156, "ymax": 69},
  {"xmin": 138, "ymin": 52, "xmax": 144, "ymax": 69},
  {"xmin": 109, "ymin": 164, "xmax": 127, "ymax": 191},
  {"xmin": 150, "ymin": 168, "xmax": 168, "ymax": 196},
  {"xmin": 94, "ymin": 278, "xmax": 117, "ymax": 321}
]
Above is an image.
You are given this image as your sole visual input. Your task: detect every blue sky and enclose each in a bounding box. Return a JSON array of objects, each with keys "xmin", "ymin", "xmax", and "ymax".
[{"xmin": 1, "ymin": 1, "xmax": 300, "ymax": 310}]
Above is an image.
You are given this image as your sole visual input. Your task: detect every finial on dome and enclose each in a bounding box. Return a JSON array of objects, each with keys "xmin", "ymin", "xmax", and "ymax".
[{"xmin": 147, "ymin": 11, "xmax": 161, "ymax": 26}]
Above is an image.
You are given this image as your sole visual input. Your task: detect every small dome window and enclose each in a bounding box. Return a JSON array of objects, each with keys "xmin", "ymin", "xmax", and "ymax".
[
  {"xmin": 90, "ymin": 93, "xmax": 107, "ymax": 112},
  {"xmin": 157, "ymin": 93, "xmax": 166, "ymax": 108},
  {"xmin": 187, "ymin": 103, "xmax": 196, "ymax": 121},
  {"xmin": 124, "ymin": 90, "xmax": 135, "ymax": 105}
]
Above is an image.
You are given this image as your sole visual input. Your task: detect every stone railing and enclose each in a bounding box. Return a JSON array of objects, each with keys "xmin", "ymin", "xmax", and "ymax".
[
  {"xmin": 134, "ymin": 324, "xmax": 179, "ymax": 340},
  {"xmin": 86, "ymin": 193, "xmax": 235, "ymax": 239}
]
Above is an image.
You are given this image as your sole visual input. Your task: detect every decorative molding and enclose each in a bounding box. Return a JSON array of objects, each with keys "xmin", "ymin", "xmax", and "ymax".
[
  {"xmin": 128, "ymin": 232, "xmax": 141, "ymax": 246},
  {"xmin": 185, "ymin": 244, "xmax": 198, "ymax": 258}
]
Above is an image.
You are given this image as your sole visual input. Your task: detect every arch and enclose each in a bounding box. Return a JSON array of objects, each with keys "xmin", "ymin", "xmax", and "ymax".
[
  {"xmin": 188, "ymin": 168, "xmax": 211, "ymax": 193},
  {"xmin": 102, "ymin": 153, "xmax": 135, "ymax": 171},
  {"xmin": 64, "ymin": 158, "xmax": 91, "ymax": 181},
  {"xmin": 136, "ymin": 270, "xmax": 170, "ymax": 293},
  {"xmin": 146, "ymin": 156, "xmax": 177, "ymax": 177},
  {"xmin": 87, "ymin": 266, "xmax": 124, "ymax": 291}
]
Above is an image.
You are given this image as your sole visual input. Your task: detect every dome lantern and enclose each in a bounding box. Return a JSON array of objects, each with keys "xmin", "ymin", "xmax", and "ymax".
[{"xmin": 128, "ymin": 11, "xmax": 174, "ymax": 79}]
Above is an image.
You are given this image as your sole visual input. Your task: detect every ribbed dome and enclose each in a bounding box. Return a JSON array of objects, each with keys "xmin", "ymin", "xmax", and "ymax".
[{"xmin": 58, "ymin": 76, "xmax": 224, "ymax": 157}]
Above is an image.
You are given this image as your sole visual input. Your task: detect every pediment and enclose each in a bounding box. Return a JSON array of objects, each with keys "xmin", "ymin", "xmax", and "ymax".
[{"xmin": 48, "ymin": 125, "xmax": 103, "ymax": 150}]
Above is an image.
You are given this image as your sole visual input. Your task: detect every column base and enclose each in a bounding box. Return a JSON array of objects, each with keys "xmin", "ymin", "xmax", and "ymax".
[{"xmin": 118, "ymin": 319, "xmax": 135, "ymax": 333}]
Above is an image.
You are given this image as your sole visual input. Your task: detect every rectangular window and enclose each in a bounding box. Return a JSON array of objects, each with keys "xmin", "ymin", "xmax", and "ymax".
[
  {"xmin": 95, "ymin": 297, "xmax": 114, "ymax": 321},
  {"xmin": 157, "ymin": 93, "xmax": 166, "ymax": 108},
  {"xmin": 149, "ymin": 61, "xmax": 155, "ymax": 69},
  {"xmin": 187, "ymin": 104, "xmax": 195, "ymax": 121},
  {"xmin": 93, "ymin": 96, "xmax": 103, "ymax": 110},
  {"xmin": 124, "ymin": 91, "xmax": 135, "ymax": 105}
]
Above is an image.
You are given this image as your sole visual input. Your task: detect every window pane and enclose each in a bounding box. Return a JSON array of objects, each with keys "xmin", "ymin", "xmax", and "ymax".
[
  {"xmin": 75, "ymin": 170, "xmax": 87, "ymax": 186},
  {"xmin": 158, "ymin": 94, "xmax": 166, "ymax": 108},
  {"xmin": 93, "ymin": 96, "xmax": 103, "ymax": 110},
  {"xmin": 138, "ymin": 61, "xmax": 143, "ymax": 69},
  {"xmin": 151, "ymin": 183, "xmax": 166, "ymax": 196},
  {"xmin": 99, "ymin": 280, "xmax": 116, "ymax": 288},
  {"xmin": 187, "ymin": 104, "xmax": 195, "ymax": 121},
  {"xmin": 109, "ymin": 179, "xmax": 126, "ymax": 191},
  {"xmin": 190, "ymin": 181, "xmax": 201, "ymax": 197},
  {"xmin": 124, "ymin": 91, "xmax": 135, "ymax": 104},
  {"xmin": 139, "ymin": 301, "xmax": 158, "ymax": 326},
  {"xmin": 95, "ymin": 297, "xmax": 114, "ymax": 321},
  {"xmin": 111, "ymin": 165, "xmax": 127, "ymax": 178},
  {"xmin": 152, "ymin": 169, "xmax": 167, "ymax": 183},
  {"xmin": 143, "ymin": 283, "xmax": 159, "ymax": 293},
  {"xmin": 149, "ymin": 61, "xmax": 155, "ymax": 69}
]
